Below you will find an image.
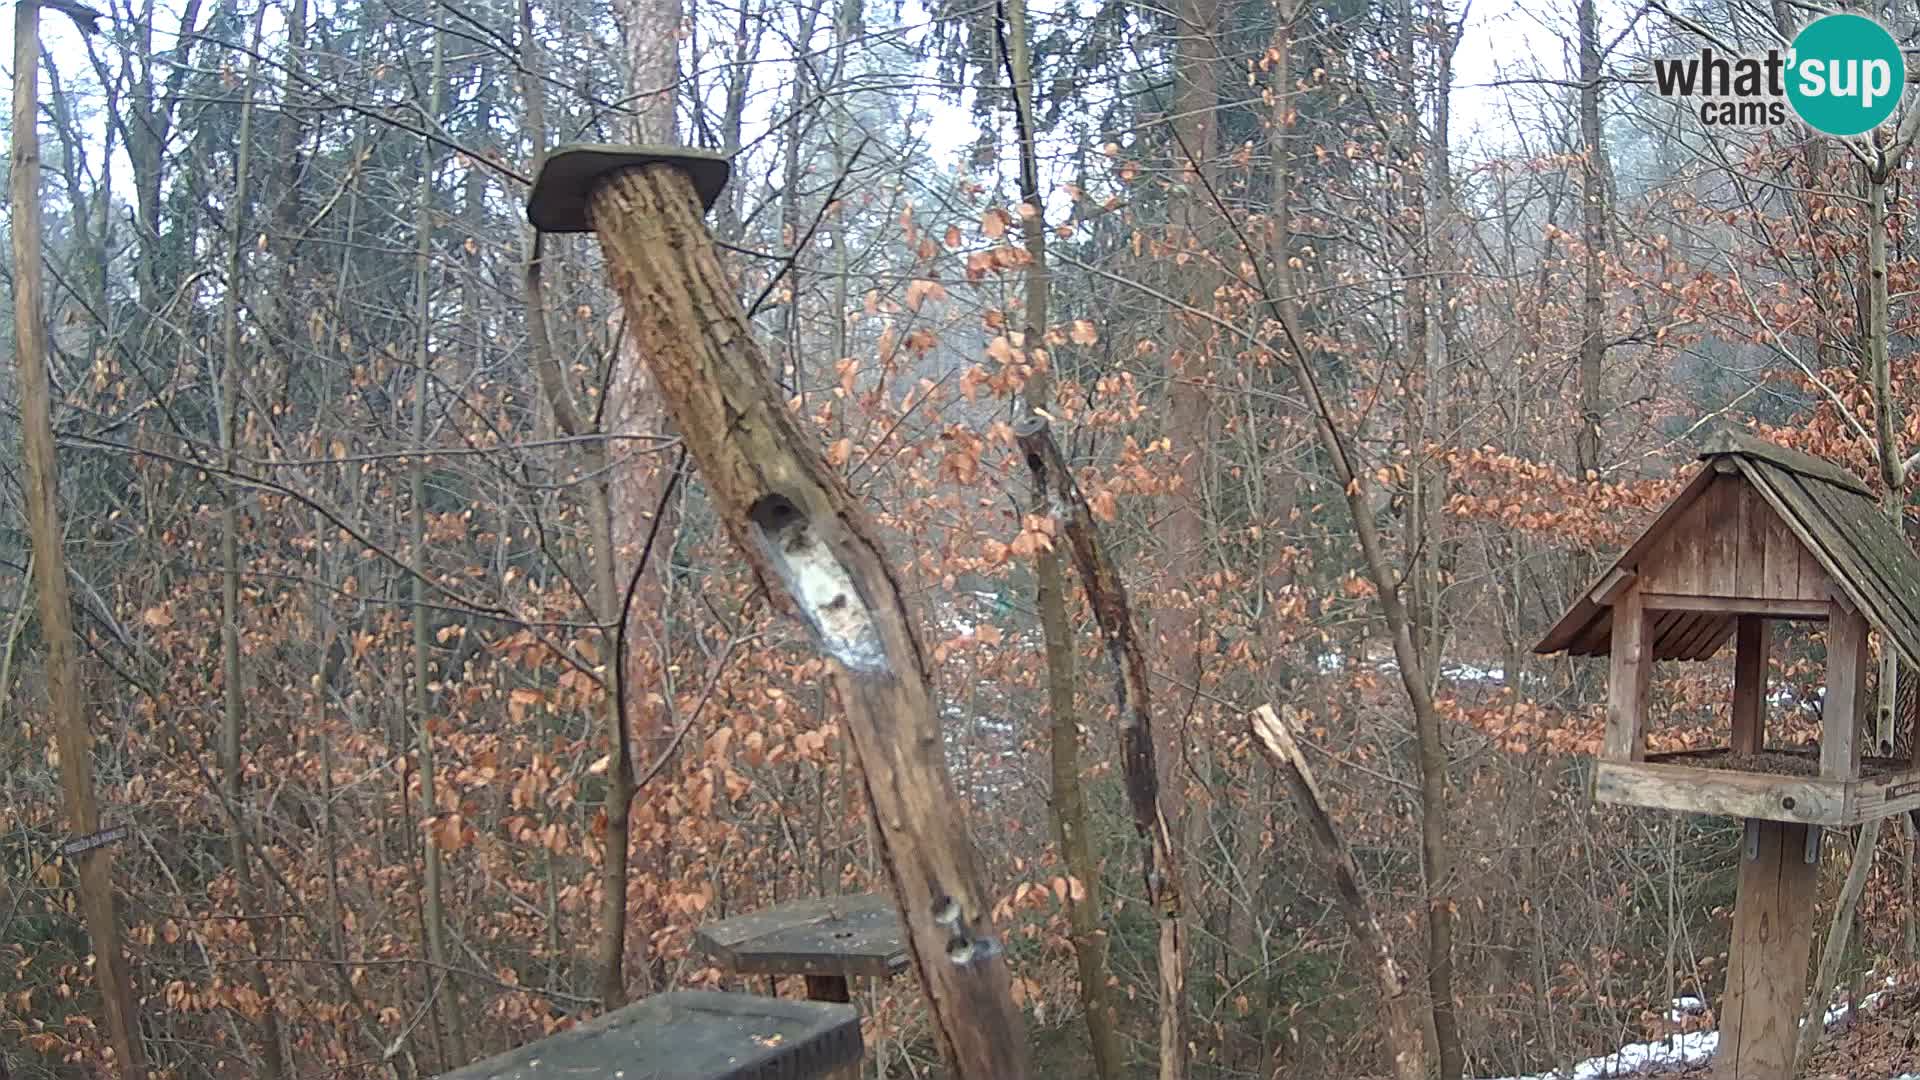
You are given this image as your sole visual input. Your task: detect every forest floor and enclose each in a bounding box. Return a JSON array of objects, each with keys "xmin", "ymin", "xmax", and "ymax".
[
  {"xmin": 1481, "ymin": 970, "xmax": 1919, "ymax": 1079},
  {"xmin": 1611, "ymin": 980, "xmax": 1915, "ymax": 1079},
  {"xmin": 1773, "ymin": 978, "xmax": 1920, "ymax": 1080}
]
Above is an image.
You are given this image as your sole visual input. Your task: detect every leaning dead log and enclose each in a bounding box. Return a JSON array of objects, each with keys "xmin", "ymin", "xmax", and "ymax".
[
  {"xmin": 1249, "ymin": 704, "xmax": 1427, "ymax": 1080},
  {"xmin": 526, "ymin": 147, "xmax": 1031, "ymax": 1078},
  {"xmin": 1014, "ymin": 415, "xmax": 1187, "ymax": 1080}
]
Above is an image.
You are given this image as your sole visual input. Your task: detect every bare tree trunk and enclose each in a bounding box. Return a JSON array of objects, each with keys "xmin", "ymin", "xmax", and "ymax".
[
  {"xmin": 998, "ymin": 2, "xmax": 1122, "ymax": 1072},
  {"xmin": 410, "ymin": 21, "xmax": 467, "ymax": 1066},
  {"xmin": 1156, "ymin": 3, "xmax": 1219, "ymax": 1072},
  {"xmin": 607, "ymin": 0, "xmax": 686, "ymax": 995},
  {"xmin": 1396, "ymin": 0, "xmax": 1440, "ymax": 677},
  {"xmin": 520, "ymin": 0, "xmax": 636, "ymax": 1008},
  {"xmin": 10, "ymin": 3, "xmax": 145, "ymax": 1070},
  {"xmin": 1798, "ymin": 153, "xmax": 1906, "ymax": 1070},
  {"xmin": 218, "ymin": 9, "xmax": 289, "ymax": 1073},
  {"xmin": 1574, "ymin": 0, "xmax": 1607, "ymax": 488},
  {"xmin": 569, "ymin": 161, "xmax": 1032, "ymax": 1077},
  {"xmin": 780, "ymin": 0, "xmax": 823, "ymax": 393},
  {"xmin": 1016, "ymin": 419, "xmax": 1188, "ymax": 1080},
  {"xmin": 1264, "ymin": 292, "xmax": 1460, "ymax": 1075}
]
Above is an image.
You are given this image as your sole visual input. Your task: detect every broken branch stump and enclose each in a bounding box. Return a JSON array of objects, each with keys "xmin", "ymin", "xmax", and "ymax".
[
  {"xmin": 526, "ymin": 146, "xmax": 1031, "ymax": 1079},
  {"xmin": 1250, "ymin": 705, "xmax": 1427, "ymax": 1080}
]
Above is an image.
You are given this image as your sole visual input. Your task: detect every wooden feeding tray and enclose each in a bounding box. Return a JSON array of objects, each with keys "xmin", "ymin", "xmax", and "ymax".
[
  {"xmin": 694, "ymin": 893, "xmax": 908, "ymax": 1003},
  {"xmin": 438, "ymin": 990, "xmax": 861, "ymax": 1080},
  {"xmin": 1595, "ymin": 747, "xmax": 1920, "ymax": 826}
]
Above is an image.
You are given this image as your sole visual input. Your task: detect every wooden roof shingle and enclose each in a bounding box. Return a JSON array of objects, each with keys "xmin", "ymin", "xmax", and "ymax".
[{"xmin": 1535, "ymin": 432, "xmax": 1920, "ymax": 670}]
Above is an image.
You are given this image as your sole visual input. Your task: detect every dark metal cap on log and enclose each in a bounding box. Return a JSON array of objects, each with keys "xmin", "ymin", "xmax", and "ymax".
[{"xmin": 525, "ymin": 144, "xmax": 731, "ymax": 232}]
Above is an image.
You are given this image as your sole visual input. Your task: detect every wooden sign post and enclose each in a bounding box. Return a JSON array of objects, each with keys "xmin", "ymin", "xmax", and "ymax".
[{"xmin": 526, "ymin": 147, "xmax": 1031, "ymax": 1079}]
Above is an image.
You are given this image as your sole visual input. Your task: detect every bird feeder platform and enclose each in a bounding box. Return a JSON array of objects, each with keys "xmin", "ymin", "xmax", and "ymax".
[
  {"xmin": 1537, "ymin": 432, "xmax": 1920, "ymax": 1078},
  {"xmin": 1596, "ymin": 747, "xmax": 1920, "ymax": 826},
  {"xmin": 437, "ymin": 990, "xmax": 861, "ymax": 1080},
  {"xmin": 694, "ymin": 893, "xmax": 909, "ymax": 1004}
]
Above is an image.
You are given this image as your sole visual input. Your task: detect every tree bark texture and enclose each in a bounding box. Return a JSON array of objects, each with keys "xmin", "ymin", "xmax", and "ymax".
[
  {"xmin": 1574, "ymin": 0, "xmax": 1607, "ymax": 484},
  {"xmin": 410, "ymin": 24, "xmax": 467, "ymax": 1066},
  {"xmin": 607, "ymin": 0, "xmax": 684, "ymax": 995},
  {"xmin": 518, "ymin": 0, "xmax": 639, "ymax": 1011},
  {"xmin": 1267, "ymin": 297, "xmax": 1458, "ymax": 1076},
  {"xmin": 580, "ymin": 163, "xmax": 1032, "ymax": 1078},
  {"xmin": 218, "ymin": 12, "xmax": 290, "ymax": 1072}
]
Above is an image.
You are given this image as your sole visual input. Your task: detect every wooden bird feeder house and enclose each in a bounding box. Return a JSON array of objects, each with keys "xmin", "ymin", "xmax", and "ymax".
[{"xmin": 1537, "ymin": 431, "xmax": 1920, "ymax": 1077}]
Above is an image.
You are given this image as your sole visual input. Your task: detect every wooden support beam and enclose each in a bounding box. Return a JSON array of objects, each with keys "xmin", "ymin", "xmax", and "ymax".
[
  {"xmin": 1603, "ymin": 589, "xmax": 1652, "ymax": 761},
  {"xmin": 1588, "ymin": 566, "xmax": 1636, "ymax": 606},
  {"xmin": 805, "ymin": 975, "xmax": 852, "ymax": 1003},
  {"xmin": 531, "ymin": 151, "xmax": 1031, "ymax": 1078},
  {"xmin": 1823, "ymin": 602, "xmax": 1870, "ymax": 781},
  {"xmin": 1829, "ymin": 585, "xmax": 1859, "ymax": 619},
  {"xmin": 1732, "ymin": 616, "xmax": 1768, "ymax": 755},
  {"xmin": 1639, "ymin": 594, "xmax": 1830, "ymax": 620},
  {"xmin": 1593, "ymin": 761, "xmax": 1842, "ymax": 824},
  {"xmin": 1716, "ymin": 821, "xmax": 1817, "ymax": 1080}
]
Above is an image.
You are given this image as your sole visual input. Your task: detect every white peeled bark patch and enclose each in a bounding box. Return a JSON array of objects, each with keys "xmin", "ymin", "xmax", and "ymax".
[{"xmin": 750, "ymin": 495, "xmax": 889, "ymax": 675}]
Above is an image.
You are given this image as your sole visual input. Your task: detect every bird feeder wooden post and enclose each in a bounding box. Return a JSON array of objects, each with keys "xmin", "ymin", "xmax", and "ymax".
[
  {"xmin": 525, "ymin": 146, "xmax": 1031, "ymax": 1079},
  {"xmin": 1537, "ymin": 433, "xmax": 1920, "ymax": 1079},
  {"xmin": 694, "ymin": 894, "xmax": 908, "ymax": 1080}
]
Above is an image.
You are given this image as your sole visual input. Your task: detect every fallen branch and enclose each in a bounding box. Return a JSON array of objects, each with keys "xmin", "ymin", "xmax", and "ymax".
[{"xmin": 1249, "ymin": 704, "xmax": 1427, "ymax": 1080}]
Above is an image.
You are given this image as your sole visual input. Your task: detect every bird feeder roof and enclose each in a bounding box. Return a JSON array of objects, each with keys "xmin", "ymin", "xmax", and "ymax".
[{"xmin": 1535, "ymin": 431, "xmax": 1920, "ymax": 670}]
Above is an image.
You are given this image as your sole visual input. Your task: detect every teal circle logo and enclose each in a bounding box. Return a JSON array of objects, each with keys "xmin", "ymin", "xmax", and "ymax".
[{"xmin": 1787, "ymin": 14, "xmax": 1905, "ymax": 136}]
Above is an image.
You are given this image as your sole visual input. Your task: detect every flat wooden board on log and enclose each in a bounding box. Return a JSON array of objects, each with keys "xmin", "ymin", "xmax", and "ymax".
[
  {"xmin": 437, "ymin": 991, "xmax": 861, "ymax": 1079},
  {"xmin": 695, "ymin": 894, "xmax": 908, "ymax": 980}
]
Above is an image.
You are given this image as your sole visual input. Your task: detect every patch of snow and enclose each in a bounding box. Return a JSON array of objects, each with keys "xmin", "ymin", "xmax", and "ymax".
[
  {"xmin": 1445, "ymin": 663, "xmax": 1507, "ymax": 683},
  {"xmin": 1666, "ymin": 996, "xmax": 1705, "ymax": 1023},
  {"xmin": 1479, "ymin": 1029, "xmax": 1718, "ymax": 1080},
  {"xmin": 1484, "ymin": 976, "xmax": 1905, "ymax": 1080}
]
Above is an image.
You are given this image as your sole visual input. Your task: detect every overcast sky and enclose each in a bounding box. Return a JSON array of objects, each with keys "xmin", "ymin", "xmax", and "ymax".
[{"xmin": 1, "ymin": 0, "xmax": 1585, "ymax": 209}]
